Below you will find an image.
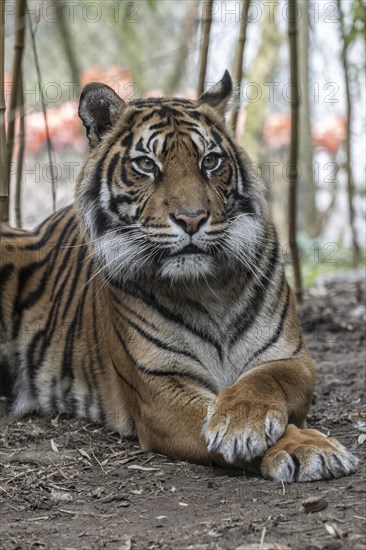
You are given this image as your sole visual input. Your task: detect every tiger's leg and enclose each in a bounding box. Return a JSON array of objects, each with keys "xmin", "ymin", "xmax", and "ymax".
[
  {"xmin": 202, "ymin": 356, "xmax": 314, "ymax": 462},
  {"xmin": 260, "ymin": 424, "xmax": 359, "ymax": 482},
  {"xmin": 201, "ymin": 356, "xmax": 358, "ymax": 479},
  {"xmin": 131, "ymin": 377, "xmax": 227, "ymax": 466}
]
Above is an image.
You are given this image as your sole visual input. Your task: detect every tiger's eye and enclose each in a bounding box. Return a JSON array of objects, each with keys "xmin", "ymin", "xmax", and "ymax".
[
  {"xmin": 202, "ymin": 154, "xmax": 220, "ymax": 170},
  {"xmin": 136, "ymin": 157, "xmax": 155, "ymax": 172}
]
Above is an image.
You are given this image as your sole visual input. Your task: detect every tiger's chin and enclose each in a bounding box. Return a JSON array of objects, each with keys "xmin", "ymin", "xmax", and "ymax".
[
  {"xmin": 158, "ymin": 254, "xmax": 217, "ymax": 282},
  {"xmin": 96, "ymin": 251, "xmax": 217, "ymax": 286}
]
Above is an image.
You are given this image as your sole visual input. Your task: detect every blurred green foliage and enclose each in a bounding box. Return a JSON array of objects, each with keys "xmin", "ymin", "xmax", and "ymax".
[
  {"xmin": 344, "ymin": 0, "xmax": 366, "ymax": 50},
  {"xmin": 285, "ymin": 233, "xmax": 365, "ymax": 288}
]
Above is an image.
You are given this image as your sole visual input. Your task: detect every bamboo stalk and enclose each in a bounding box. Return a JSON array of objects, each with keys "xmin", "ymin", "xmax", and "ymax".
[
  {"xmin": 5, "ymin": 0, "xmax": 26, "ymax": 197},
  {"xmin": 197, "ymin": 0, "xmax": 213, "ymax": 97},
  {"xmin": 288, "ymin": 0, "xmax": 303, "ymax": 302},
  {"xmin": 15, "ymin": 71, "xmax": 25, "ymax": 227},
  {"xmin": 231, "ymin": 0, "xmax": 251, "ymax": 134},
  {"xmin": 336, "ymin": 0, "xmax": 360, "ymax": 267},
  {"xmin": 56, "ymin": 0, "xmax": 81, "ymax": 89},
  {"xmin": 0, "ymin": 1, "xmax": 8, "ymax": 224},
  {"xmin": 27, "ymin": 6, "xmax": 56, "ymax": 212},
  {"xmin": 165, "ymin": 1, "xmax": 199, "ymax": 94}
]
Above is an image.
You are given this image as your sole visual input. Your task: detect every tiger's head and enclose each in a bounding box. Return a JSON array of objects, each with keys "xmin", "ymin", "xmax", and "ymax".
[{"xmin": 76, "ymin": 72, "xmax": 271, "ymax": 284}]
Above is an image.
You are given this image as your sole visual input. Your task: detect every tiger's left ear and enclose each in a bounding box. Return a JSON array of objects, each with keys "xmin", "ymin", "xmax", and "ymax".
[
  {"xmin": 79, "ymin": 82, "xmax": 126, "ymax": 147},
  {"xmin": 198, "ymin": 70, "xmax": 232, "ymax": 117}
]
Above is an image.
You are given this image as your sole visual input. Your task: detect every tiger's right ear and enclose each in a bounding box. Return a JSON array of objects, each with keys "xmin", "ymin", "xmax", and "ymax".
[{"xmin": 79, "ymin": 83, "xmax": 126, "ymax": 147}]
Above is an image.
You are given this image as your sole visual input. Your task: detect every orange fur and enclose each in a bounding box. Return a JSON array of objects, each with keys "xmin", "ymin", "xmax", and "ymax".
[{"xmin": 0, "ymin": 74, "xmax": 358, "ymax": 481}]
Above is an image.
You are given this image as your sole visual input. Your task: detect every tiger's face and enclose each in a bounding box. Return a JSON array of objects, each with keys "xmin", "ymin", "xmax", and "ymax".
[{"xmin": 76, "ymin": 73, "xmax": 267, "ymax": 284}]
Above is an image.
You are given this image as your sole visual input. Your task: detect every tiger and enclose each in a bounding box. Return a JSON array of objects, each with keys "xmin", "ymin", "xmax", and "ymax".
[{"xmin": 0, "ymin": 71, "xmax": 358, "ymax": 482}]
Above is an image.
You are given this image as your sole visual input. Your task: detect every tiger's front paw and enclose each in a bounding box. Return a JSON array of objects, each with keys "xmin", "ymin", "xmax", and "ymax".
[
  {"xmin": 261, "ymin": 425, "xmax": 359, "ymax": 482},
  {"xmin": 202, "ymin": 391, "xmax": 288, "ymax": 464}
]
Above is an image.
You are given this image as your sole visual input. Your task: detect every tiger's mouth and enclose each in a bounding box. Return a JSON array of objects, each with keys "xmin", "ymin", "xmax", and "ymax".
[
  {"xmin": 154, "ymin": 241, "xmax": 212, "ymax": 263},
  {"xmin": 157, "ymin": 249, "xmax": 217, "ymax": 281},
  {"xmin": 170, "ymin": 244, "xmax": 205, "ymax": 257}
]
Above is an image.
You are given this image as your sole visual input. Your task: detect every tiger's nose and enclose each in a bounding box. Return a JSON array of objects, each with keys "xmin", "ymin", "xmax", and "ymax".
[{"xmin": 171, "ymin": 209, "xmax": 209, "ymax": 235}]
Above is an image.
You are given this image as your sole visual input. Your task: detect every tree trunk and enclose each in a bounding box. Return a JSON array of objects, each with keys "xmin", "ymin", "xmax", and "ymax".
[
  {"xmin": 288, "ymin": 0, "xmax": 303, "ymax": 302},
  {"xmin": 165, "ymin": 2, "xmax": 199, "ymax": 95},
  {"xmin": 0, "ymin": 1, "xmax": 8, "ymax": 224},
  {"xmin": 197, "ymin": 0, "xmax": 213, "ymax": 96},
  {"xmin": 337, "ymin": 0, "xmax": 360, "ymax": 267},
  {"xmin": 15, "ymin": 72, "xmax": 25, "ymax": 228},
  {"xmin": 231, "ymin": 0, "xmax": 251, "ymax": 135},
  {"xmin": 5, "ymin": 0, "xmax": 26, "ymax": 202},
  {"xmin": 242, "ymin": 1, "xmax": 282, "ymax": 162},
  {"xmin": 297, "ymin": 2, "xmax": 320, "ymax": 237},
  {"xmin": 27, "ymin": 6, "xmax": 57, "ymax": 211},
  {"xmin": 55, "ymin": 0, "xmax": 81, "ymax": 93}
]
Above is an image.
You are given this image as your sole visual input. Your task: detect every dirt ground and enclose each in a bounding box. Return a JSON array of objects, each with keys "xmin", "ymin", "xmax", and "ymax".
[{"xmin": 1, "ymin": 271, "xmax": 365, "ymax": 550}]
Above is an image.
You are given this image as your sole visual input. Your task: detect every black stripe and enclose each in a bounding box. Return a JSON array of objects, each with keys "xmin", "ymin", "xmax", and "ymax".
[
  {"xmin": 1, "ymin": 207, "xmax": 68, "ymax": 244},
  {"xmin": 178, "ymin": 120, "xmax": 200, "ymax": 130},
  {"xmin": 119, "ymin": 284, "xmax": 222, "ymax": 354},
  {"xmin": 22, "ymin": 207, "xmax": 73, "ymax": 251},
  {"xmin": 27, "ymin": 259, "xmax": 75, "ymax": 389},
  {"xmin": 11, "ymin": 219, "xmax": 78, "ymax": 340},
  {"xmin": 205, "ymin": 228, "xmax": 225, "ymax": 236},
  {"xmin": 291, "ymin": 334, "xmax": 303, "ymax": 357},
  {"xmin": 116, "ymin": 308, "xmax": 205, "ymax": 368},
  {"xmin": 113, "ymin": 323, "xmax": 217, "ymax": 394},
  {"xmin": 0, "ymin": 264, "xmax": 14, "ymax": 334},
  {"xmin": 92, "ymin": 203, "xmax": 115, "ymax": 234},
  {"xmin": 146, "ymin": 130, "xmax": 162, "ymax": 149},
  {"xmin": 107, "ymin": 152, "xmax": 121, "ymax": 189},
  {"xmin": 51, "ymin": 233, "xmax": 79, "ymax": 299},
  {"xmin": 26, "ymin": 329, "xmax": 45, "ymax": 397},
  {"xmin": 121, "ymin": 156, "xmax": 135, "ymax": 187},
  {"xmin": 60, "ymin": 244, "xmax": 87, "ymax": 321},
  {"xmin": 240, "ymin": 283, "xmax": 291, "ymax": 375},
  {"xmin": 121, "ymin": 132, "xmax": 133, "ymax": 148},
  {"xmin": 141, "ymin": 231, "xmax": 176, "ymax": 239},
  {"xmin": 211, "ymin": 129, "xmax": 223, "ymax": 145},
  {"xmin": 25, "ymin": 225, "xmax": 82, "ymax": 388},
  {"xmin": 49, "ymin": 376, "xmax": 58, "ymax": 412},
  {"xmin": 76, "ymin": 260, "xmax": 95, "ymax": 336},
  {"xmin": 113, "ymin": 193, "xmax": 134, "ymax": 205},
  {"xmin": 61, "ymin": 308, "xmax": 79, "ymax": 382},
  {"xmin": 81, "ymin": 357, "xmax": 94, "ymax": 418},
  {"xmin": 90, "ymin": 281, "xmax": 107, "ymax": 425},
  {"xmin": 228, "ymin": 239, "xmax": 280, "ymax": 346},
  {"xmin": 161, "ymin": 131, "xmax": 175, "ymax": 155},
  {"xmin": 140, "ymin": 222, "xmax": 170, "ymax": 229},
  {"xmin": 111, "ymin": 357, "xmax": 143, "ymax": 400},
  {"xmin": 84, "ymin": 148, "xmax": 111, "ymax": 202},
  {"xmin": 135, "ymin": 363, "xmax": 217, "ymax": 394},
  {"xmin": 134, "ymin": 194, "xmax": 150, "ymax": 220},
  {"xmin": 185, "ymin": 109, "xmax": 201, "ymax": 120},
  {"xmin": 135, "ymin": 137, "xmax": 149, "ymax": 153}
]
